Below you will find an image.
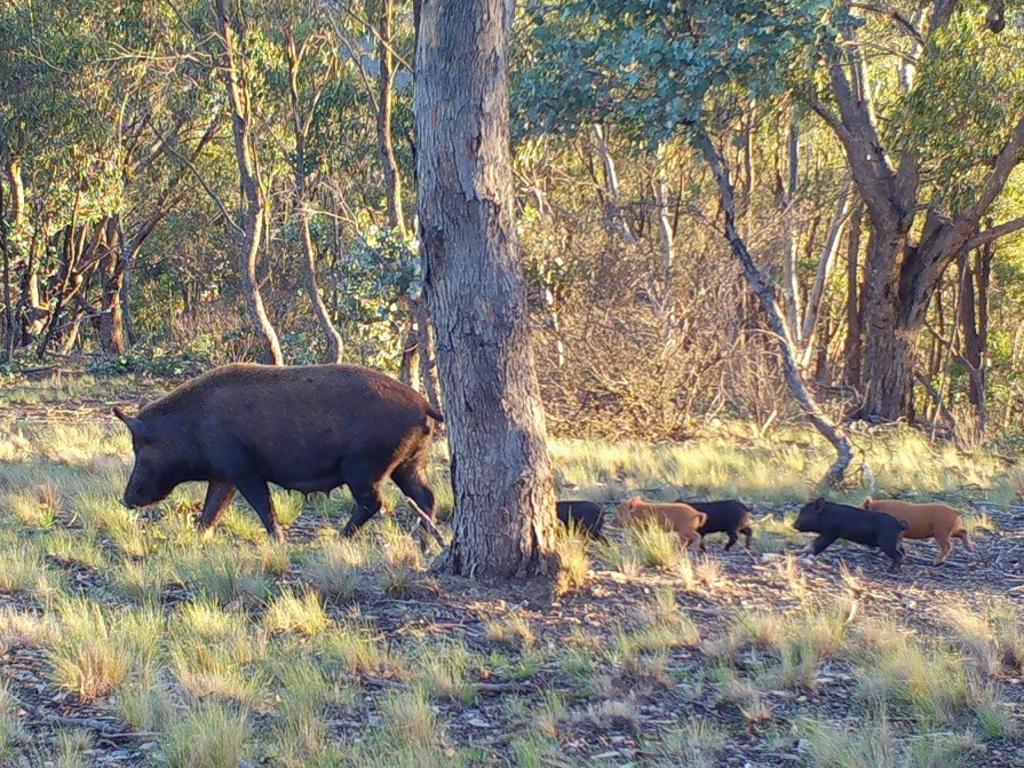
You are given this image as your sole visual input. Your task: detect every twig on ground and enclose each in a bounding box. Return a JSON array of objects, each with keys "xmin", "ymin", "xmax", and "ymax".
[{"xmin": 405, "ymin": 496, "xmax": 447, "ymax": 549}]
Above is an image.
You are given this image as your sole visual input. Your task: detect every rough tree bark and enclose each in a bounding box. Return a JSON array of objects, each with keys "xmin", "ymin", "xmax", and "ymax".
[
  {"xmin": 214, "ymin": 0, "xmax": 284, "ymax": 365},
  {"xmin": 286, "ymin": 27, "xmax": 343, "ymax": 363},
  {"xmin": 695, "ymin": 130, "xmax": 854, "ymax": 487},
  {"xmin": 415, "ymin": 0, "xmax": 558, "ymax": 580}
]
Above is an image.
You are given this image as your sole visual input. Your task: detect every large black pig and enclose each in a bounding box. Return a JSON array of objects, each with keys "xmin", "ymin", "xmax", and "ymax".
[{"xmin": 113, "ymin": 363, "xmax": 443, "ymax": 542}]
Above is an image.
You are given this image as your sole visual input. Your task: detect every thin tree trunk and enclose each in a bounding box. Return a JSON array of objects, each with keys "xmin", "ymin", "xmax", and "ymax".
[
  {"xmin": 0, "ymin": 175, "xmax": 13, "ymax": 362},
  {"xmin": 214, "ymin": 0, "xmax": 284, "ymax": 365},
  {"xmin": 286, "ymin": 29, "xmax": 344, "ymax": 363},
  {"xmin": 800, "ymin": 182, "xmax": 851, "ymax": 367},
  {"xmin": 844, "ymin": 203, "xmax": 863, "ymax": 388},
  {"xmin": 742, "ymin": 113, "xmax": 755, "ymax": 238},
  {"xmin": 98, "ymin": 217, "xmax": 126, "ymax": 355},
  {"xmin": 779, "ymin": 115, "xmax": 802, "ymax": 343},
  {"xmin": 592, "ymin": 124, "xmax": 636, "ymax": 244},
  {"xmin": 959, "ymin": 243, "xmax": 991, "ymax": 439},
  {"xmin": 416, "ymin": 0, "xmax": 558, "ymax": 580},
  {"xmin": 652, "ymin": 147, "xmax": 674, "ymax": 287},
  {"xmin": 695, "ymin": 130, "xmax": 854, "ymax": 487},
  {"xmin": 377, "ymin": 0, "xmax": 406, "ymax": 234}
]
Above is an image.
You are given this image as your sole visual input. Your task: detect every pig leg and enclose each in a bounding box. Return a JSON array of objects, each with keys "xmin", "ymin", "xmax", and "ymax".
[
  {"xmin": 198, "ymin": 482, "xmax": 237, "ymax": 534},
  {"xmin": 953, "ymin": 528, "xmax": 973, "ymax": 550},
  {"xmin": 880, "ymin": 533, "xmax": 905, "ymax": 572},
  {"xmin": 392, "ymin": 463, "xmax": 436, "ymax": 520},
  {"xmin": 342, "ymin": 482, "xmax": 383, "ymax": 537},
  {"xmin": 740, "ymin": 525, "xmax": 753, "ymax": 548},
  {"xmin": 724, "ymin": 530, "xmax": 738, "ymax": 551},
  {"xmin": 810, "ymin": 533, "xmax": 837, "ymax": 555},
  {"xmin": 933, "ymin": 533, "xmax": 953, "ymax": 565},
  {"xmin": 236, "ymin": 480, "xmax": 284, "ymax": 544},
  {"xmin": 392, "ymin": 462, "xmax": 437, "ymax": 544}
]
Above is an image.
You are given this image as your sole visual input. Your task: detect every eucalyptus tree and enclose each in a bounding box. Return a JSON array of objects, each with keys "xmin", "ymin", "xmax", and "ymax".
[
  {"xmin": 264, "ymin": 0, "xmax": 346, "ymax": 362},
  {"xmin": 416, "ymin": 0, "xmax": 558, "ymax": 579},
  {"xmin": 212, "ymin": 0, "xmax": 284, "ymax": 365},
  {"xmin": 807, "ymin": 3, "xmax": 1024, "ymax": 420},
  {"xmin": 0, "ymin": 0, "xmax": 213, "ymax": 358},
  {"xmin": 520, "ymin": 0, "xmax": 856, "ymax": 484}
]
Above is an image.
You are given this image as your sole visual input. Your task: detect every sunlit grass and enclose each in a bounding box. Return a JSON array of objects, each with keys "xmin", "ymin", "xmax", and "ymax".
[
  {"xmin": 160, "ymin": 699, "xmax": 251, "ymax": 768},
  {"xmin": 48, "ymin": 600, "xmax": 160, "ymax": 701},
  {"xmin": 0, "ymin": 682, "xmax": 26, "ymax": 763},
  {"xmin": 2, "ymin": 383, "xmax": 1022, "ymax": 764},
  {"xmin": 263, "ymin": 588, "xmax": 330, "ymax": 636},
  {"xmin": 484, "ymin": 612, "xmax": 536, "ymax": 650}
]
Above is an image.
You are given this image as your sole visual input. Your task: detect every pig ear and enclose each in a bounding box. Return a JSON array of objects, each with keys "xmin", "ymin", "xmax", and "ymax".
[{"xmin": 113, "ymin": 407, "xmax": 147, "ymax": 439}]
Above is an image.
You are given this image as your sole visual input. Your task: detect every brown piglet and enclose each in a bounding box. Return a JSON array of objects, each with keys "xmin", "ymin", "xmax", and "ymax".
[
  {"xmin": 862, "ymin": 497, "xmax": 973, "ymax": 565},
  {"xmin": 616, "ymin": 496, "xmax": 708, "ymax": 550}
]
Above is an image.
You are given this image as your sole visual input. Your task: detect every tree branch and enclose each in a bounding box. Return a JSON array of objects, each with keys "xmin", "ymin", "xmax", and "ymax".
[
  {"xmin": 964, "ymin": 215, "xmax": 1024, "ymax": 252},
  {"xmin": 146, "ymin": 117, "xmax": 244, "ymax": 238},
  {"xmin": 850, "ymin": 2, "xmax": 925, "ymax": 45},
  {"xmin": 693, "ymin": 127, "xmax": 855, "ymax": 488}
]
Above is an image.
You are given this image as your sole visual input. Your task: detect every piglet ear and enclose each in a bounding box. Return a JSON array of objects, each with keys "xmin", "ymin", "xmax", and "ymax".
[{"xmin": 863, "ymin": 497, "xmax": 873, "ymax": 509}]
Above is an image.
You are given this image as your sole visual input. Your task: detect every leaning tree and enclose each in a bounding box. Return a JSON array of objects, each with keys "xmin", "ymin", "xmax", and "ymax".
[
  {"xmin": 520, "ymin": 0, "xmax": 857, "ymax": 485},
  {"xmin": 415, "ymin": 0, "xmax": 559, "ymax": 579}
]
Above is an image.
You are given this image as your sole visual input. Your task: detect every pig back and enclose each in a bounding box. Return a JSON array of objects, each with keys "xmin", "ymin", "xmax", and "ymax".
[{"xmin": 142, "ymin": 364, "xmax": 438, "ymax": 483}]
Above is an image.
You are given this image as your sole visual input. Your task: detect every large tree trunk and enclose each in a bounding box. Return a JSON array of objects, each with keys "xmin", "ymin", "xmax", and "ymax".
[
  {"xmin": 696, "ymin": 130, "xmax": 854, "ymax": 487},
  {"xmin": 416, "ymin": 0, "xmax": 558, "ymax": 580},
  {"xmin": 215, "ymin": 0, "xmax": 283, "ymax": 365}
]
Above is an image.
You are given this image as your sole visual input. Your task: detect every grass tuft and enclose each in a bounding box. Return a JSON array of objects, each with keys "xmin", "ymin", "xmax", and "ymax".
[
  {"xmin": 484, "ymin": 612, "xmax": 536, "ymax": 650},
  {"xmin": 161, "ymin": 700, "xmax": 251, "ymax": 768},
  {"xmin": 263, "ymin": 588, "xmax": 330, "ymax": 636}
]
